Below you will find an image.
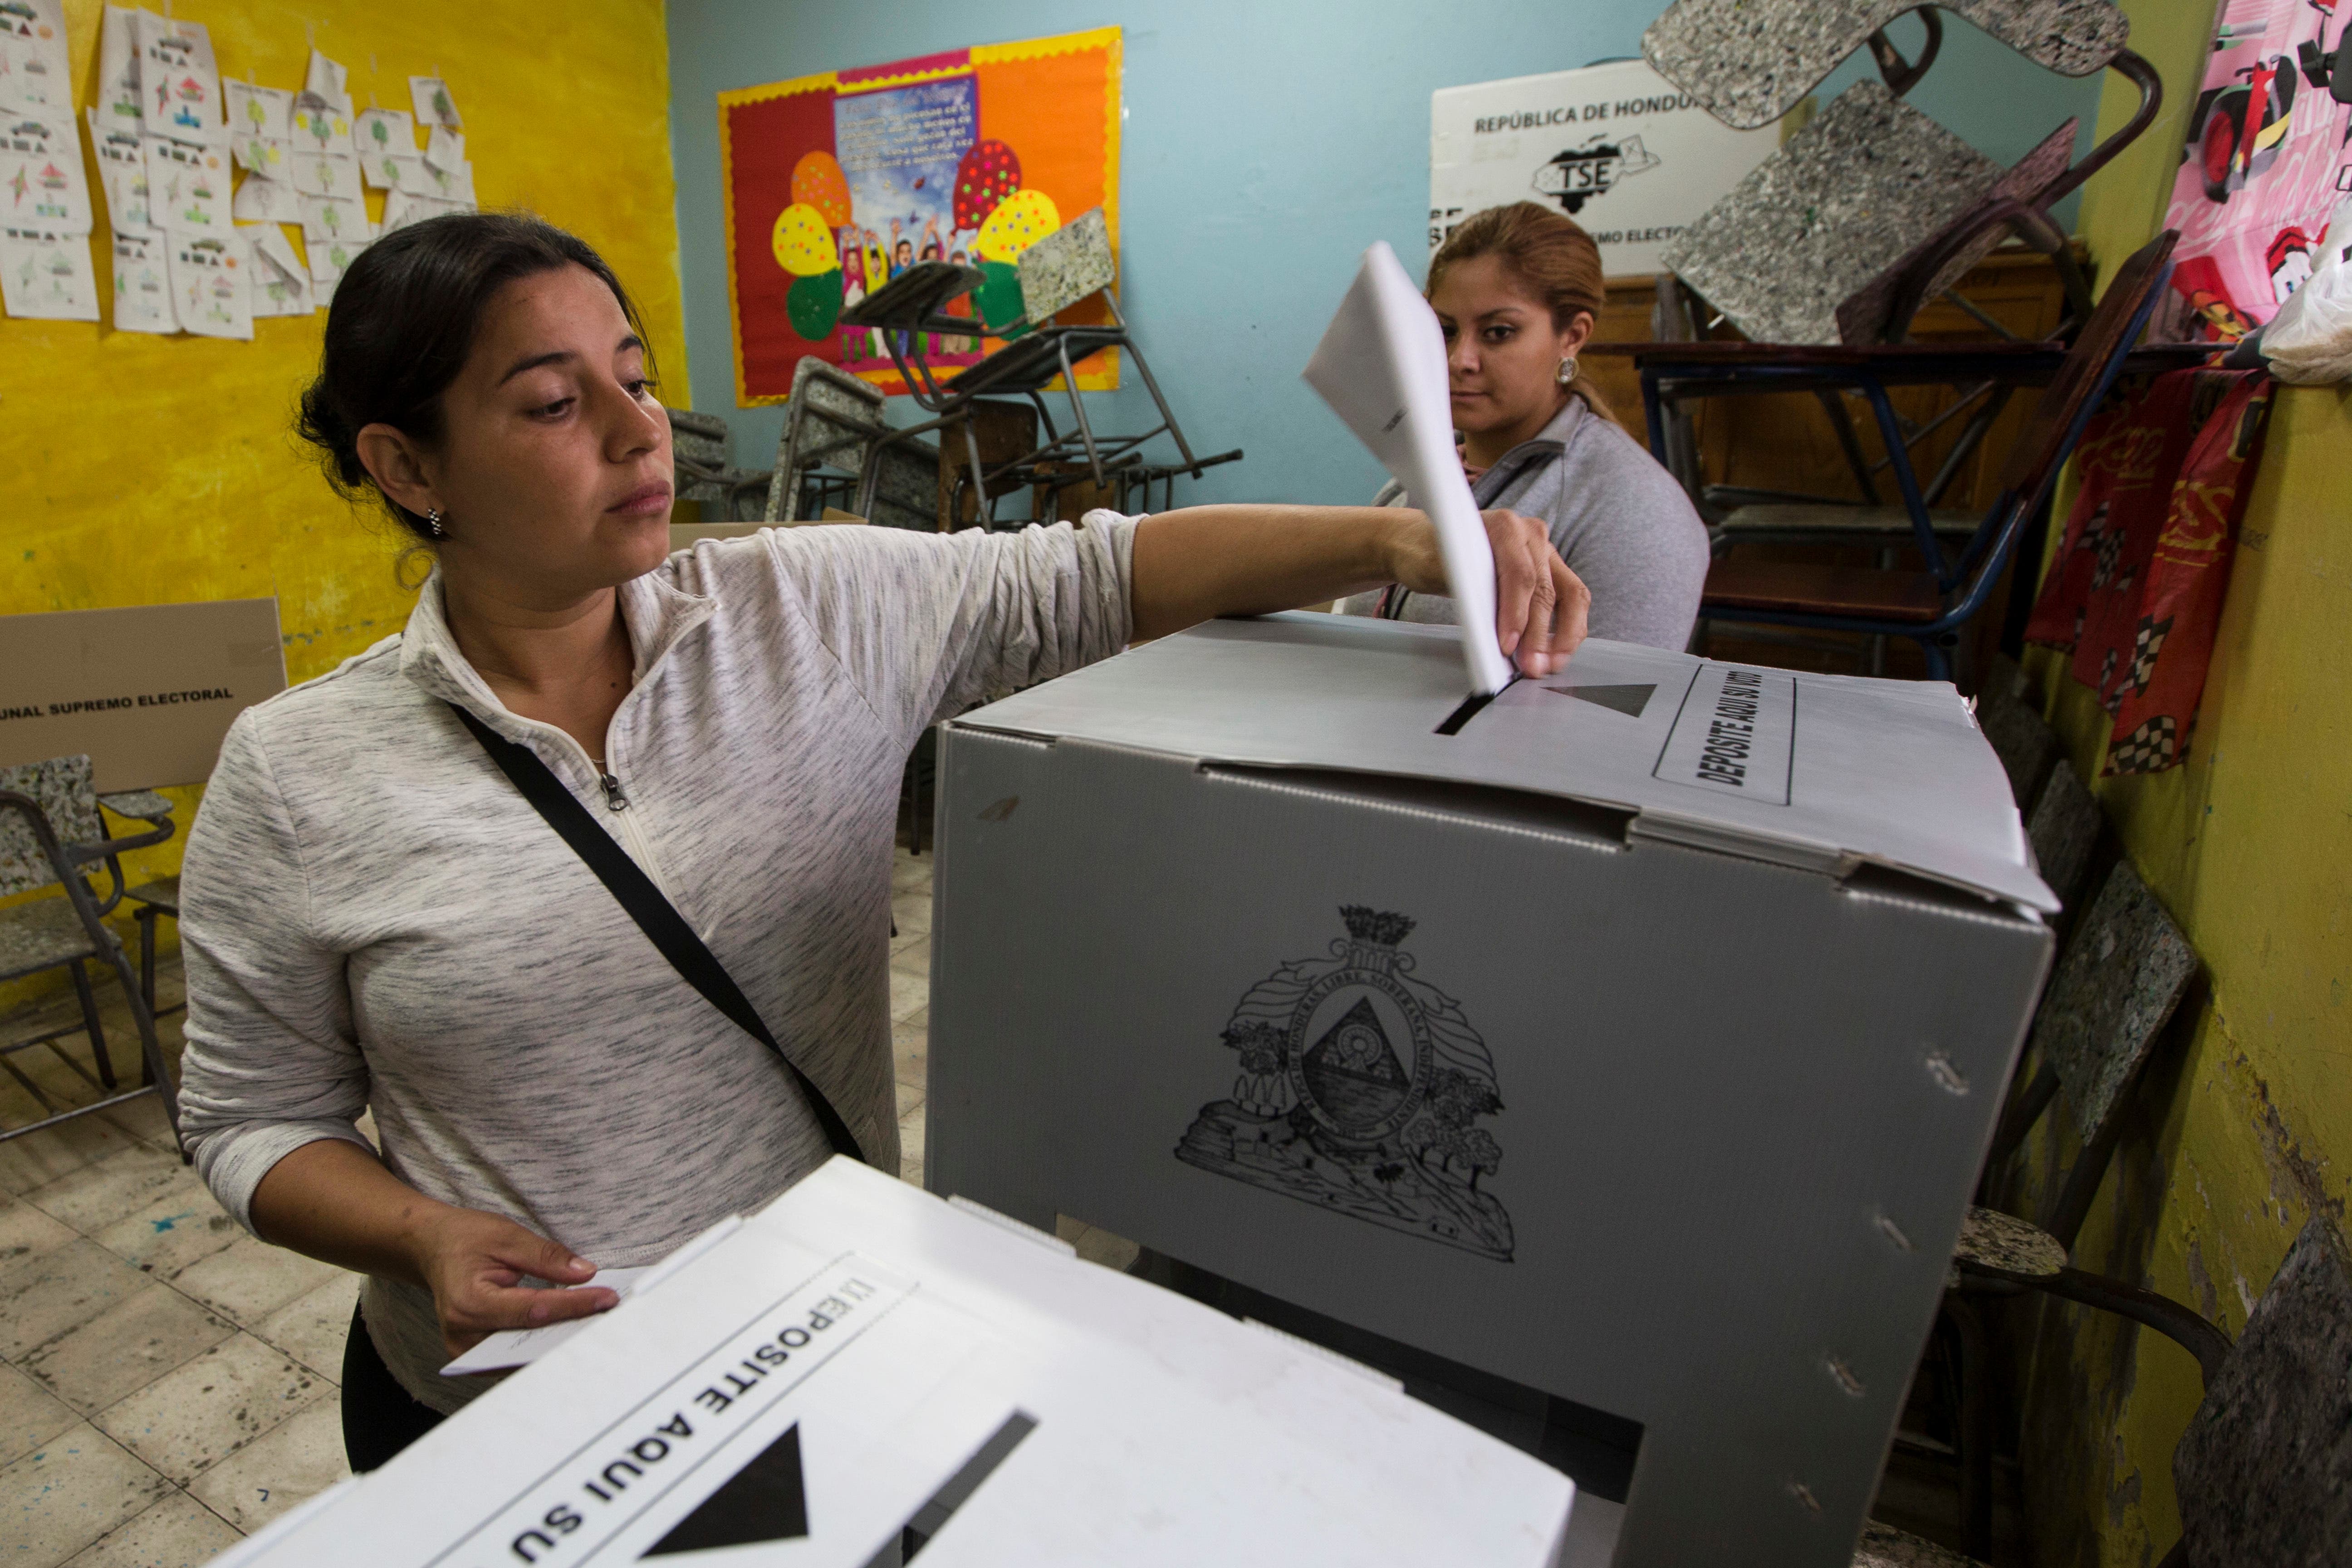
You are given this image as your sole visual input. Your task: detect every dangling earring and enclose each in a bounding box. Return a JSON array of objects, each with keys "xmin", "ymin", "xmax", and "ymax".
[
  {"xmin": 1556, "ymin": 356, "xmax": 1580, "ymax": 387},
  {"xmin": 423, "ymin": 507, "xmax": 446, "ymax": 539}
]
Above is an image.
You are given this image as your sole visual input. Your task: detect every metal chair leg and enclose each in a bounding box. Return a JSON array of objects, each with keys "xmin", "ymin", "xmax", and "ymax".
[
  {"xmin": 1814, "ymin": 389, "xmax": 1885, "ymax": 505},
  {"xmin": 962, "ymin": 416, "xmax": 989, "ymax": 532},
  {"xmin": 1058, "ymin": 338, "xmax": 1107, "ymax": 485},
  {"xmin": 103, "ymin": 940, "xmax": 185, "ymax": 1160},
  {"xmin": 1947, "ymin": 1295, "xmax": 1996, "ymax": 1559},
  {"xmin": 67, "ymin": 960, "xmax": 117, "ymax": 1090},
  {"xmin": 1115, "ymin": 330, "xmax": 1202, "ymax": 473},
  {"xmin": 136, "ymin": 905, "xmax": 158, "ymax": 1017}
]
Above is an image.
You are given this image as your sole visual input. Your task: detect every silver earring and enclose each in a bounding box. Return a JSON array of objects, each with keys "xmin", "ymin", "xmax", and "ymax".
[
  {"xmin": 1556, "ymin": 357, "xmax": 1580, "ymax": 387},
  {"xmin": 423, "ymin": 507, "xmax": 446, "ymax": 539}
]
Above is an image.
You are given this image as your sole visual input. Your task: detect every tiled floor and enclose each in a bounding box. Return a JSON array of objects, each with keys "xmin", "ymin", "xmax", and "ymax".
[
  {"xmin": 2, "ymin": 848, "xmax": 972, "ymax": 1568},
  {"xmin": 1, "ymin": 960, "xmax": 354, "ymax": 1567}
]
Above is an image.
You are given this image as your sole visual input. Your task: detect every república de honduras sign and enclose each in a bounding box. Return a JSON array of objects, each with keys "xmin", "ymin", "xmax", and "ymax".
[{"xmin": 1430, "ymin": 59, "xmax": 1777, "ymax": 277}]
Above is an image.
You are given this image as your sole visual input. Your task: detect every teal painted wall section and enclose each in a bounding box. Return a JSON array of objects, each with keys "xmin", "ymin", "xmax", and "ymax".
[{"xmin": 662, "ymin": 1, "xmax": 2105, "ymax": 508}]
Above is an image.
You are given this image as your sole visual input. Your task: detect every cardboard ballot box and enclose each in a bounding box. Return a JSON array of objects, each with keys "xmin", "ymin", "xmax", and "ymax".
[
  {"xmin": 214, "ymin": 1159, "xmax": 1573, "ymax": 1568},
  {"xmin": 926, "ymin": 615, "xmax": 2057, "ymax": 1568}
]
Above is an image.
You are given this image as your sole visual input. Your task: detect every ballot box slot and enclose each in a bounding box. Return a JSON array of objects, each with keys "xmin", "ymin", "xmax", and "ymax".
[
  {"xmin": 1131, "ymin": 1246, "xmax": 1643, "ymax": 1506},
  {"xmin": 1200, "ymin": 764, "xmax": 1633, "ymax": 854},
  {"xmin": 862, "ymin": 1411, "xmax": 1039, "ymax": 1567}
]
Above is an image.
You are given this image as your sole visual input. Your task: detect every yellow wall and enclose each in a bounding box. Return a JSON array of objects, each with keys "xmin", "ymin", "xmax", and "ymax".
[
  {"xmin": 2012, "ymin": 5, "xmax": 2352, "ymax": 1561},
  {"xmin": 2, "ymin": 0, "xmax": 685, "ymax": 1008}
]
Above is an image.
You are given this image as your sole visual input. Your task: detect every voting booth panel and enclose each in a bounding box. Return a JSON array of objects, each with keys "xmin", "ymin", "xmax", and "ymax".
[
  {"xmin": 216, "ymin": 1161, "xmax": 1574, "ymax": 1568},
  {"xmin": 926, "ymin": 615, "xmax": 2055, "ymax": 1568}
]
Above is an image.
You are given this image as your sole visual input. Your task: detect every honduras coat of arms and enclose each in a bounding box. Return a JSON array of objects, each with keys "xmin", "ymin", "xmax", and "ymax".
[{"xmin": 1176, "ymin": 908, "xmax": 1513, "ymax": 1261}]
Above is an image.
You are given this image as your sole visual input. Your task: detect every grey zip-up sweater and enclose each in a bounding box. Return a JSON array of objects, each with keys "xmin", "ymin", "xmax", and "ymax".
[
  {"xmin": 1339, "ymin": 398, "xmax": 1710, "ymax": 650},
  {"xmin": 175, "ymin": 516, "xmax": 1135, "ymax": 1412}
]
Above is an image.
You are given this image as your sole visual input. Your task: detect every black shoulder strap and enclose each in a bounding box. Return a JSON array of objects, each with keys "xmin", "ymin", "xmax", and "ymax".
[{"xmin": 447, "ymin": 702, "xmax": 866, "ymax": 1165}]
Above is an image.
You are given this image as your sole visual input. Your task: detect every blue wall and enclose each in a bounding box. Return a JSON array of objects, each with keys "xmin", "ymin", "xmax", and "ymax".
[{"xmin": 662, "ymin": 1, "xmax": 2105, "ymax": 510}]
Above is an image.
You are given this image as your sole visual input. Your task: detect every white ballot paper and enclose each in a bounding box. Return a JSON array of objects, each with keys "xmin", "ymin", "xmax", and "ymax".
[
  {"xmin": 441, "ymin": 1217, "xmax": 746, "ymax": 1377},
  {"xmin": 440, "ymin": 1263, "xmax": 661, "ymax": 1377},
  {"xmin": 0, "ymin": 224, "xmax": 98, "ymax": 319},
  {"xmin": 222, "ymin": 1159, "xmax": 1574, "ymax": 1568},
  {"xmin": 0, "ymin": 0, "xmax": 73, "ymax": 117},
  {"xmin": 1303, "ymin": 242, "xmax": 1512, "ymax": 695},
  {"xmin": 111, "ymin": 227, "xmax": 174, "ymax": 332},
  {"xmin": 1, "ymin": 110, "xmax": 90, "ymax": 234}
]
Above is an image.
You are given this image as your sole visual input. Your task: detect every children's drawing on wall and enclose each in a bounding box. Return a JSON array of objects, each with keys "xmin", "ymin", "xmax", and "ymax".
[
  {"xmin": 168, "ymin": 231, "xmax": 251, "ymax": 339},
  {"xmin": 717, "ymin": 27, "xmax": 1121, "ymax": 404},
  {"xmin": 111, "ymin": 228, "xmax": 171, "ymax": 332},
  {"xmin": 408, "ymin": 75, "xmax": 460, "ymax": 130},
  {"xmin": 88, "ymin": 112, "xmax": 151, "ymax": 234},
  {"xmin": 3, "ymin": 111, "xmax": 87, "ymax": 232},
  {"xmin": 231, "ymin": 162, "xmax": 299, "ymax": 223},
  {"xmin": 0, "ymin": 13, "xmax": 475, "ymax": 327},
  {"xmin": 2165, "ymin": 0, "xmax": 2352, "ymax": 340},
  {"xmin": 146, "ymin": 133, "xmax": 226, "ymax": 237},
  {"xmin": 137, "ymin": 12, "xmax": 221, "ymax": 142},
  {"xmin": 0, "ymin": 0, "xmax": 73, "ymax": 118},
  {"xmin": 94, "ymin": 5, "xmax": 142, "ymax": 128},
  {"xmin": 1, "ymin": 221, "xmax": 97, "ymax": 318}
]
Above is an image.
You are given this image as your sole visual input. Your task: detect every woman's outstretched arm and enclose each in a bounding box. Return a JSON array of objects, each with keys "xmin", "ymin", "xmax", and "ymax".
[{"xmin": 1127, "ymin": 505, "xmax": 1590, "ymax": 676}]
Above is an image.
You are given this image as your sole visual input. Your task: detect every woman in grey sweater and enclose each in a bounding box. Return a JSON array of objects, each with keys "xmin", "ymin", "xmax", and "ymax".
[
  {"xmin": 172, "ymin": 213, "xmax": 1588, "ymax": 1467},
  {"xmin": 1342, "ymin": 203, "xmax": 1710, "ymax": 650}
]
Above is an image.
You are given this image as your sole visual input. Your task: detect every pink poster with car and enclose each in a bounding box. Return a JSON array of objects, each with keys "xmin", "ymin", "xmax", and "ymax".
[{"xmin": 2164, "ymin": 0, "xmax": 2352, "ymax": 340}]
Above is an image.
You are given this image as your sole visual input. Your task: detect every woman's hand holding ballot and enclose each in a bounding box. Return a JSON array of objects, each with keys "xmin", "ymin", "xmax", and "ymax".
[
  {"xmin": 254, "ymin": 1138, "xmax": 621, "ymax": 1361},
  {"xmin": 1130, "ymin": 504, "xmax": 1588, "ymax": 678}
]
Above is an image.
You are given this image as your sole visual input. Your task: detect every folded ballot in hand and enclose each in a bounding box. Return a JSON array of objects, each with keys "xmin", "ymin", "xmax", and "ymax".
[{"xmin": 1303, "ymin": 243, "xmax": 1512, "ymax": 695}]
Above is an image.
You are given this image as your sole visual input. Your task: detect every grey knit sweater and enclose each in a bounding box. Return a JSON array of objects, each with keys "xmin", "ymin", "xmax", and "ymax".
[
  {"xmin": 174, "ymin": 517, "xmax": 1135, "ymax": 1412},
  {"xmin": 1339, "ymin": 397, "xmax": 1710, "ymax": 651}
]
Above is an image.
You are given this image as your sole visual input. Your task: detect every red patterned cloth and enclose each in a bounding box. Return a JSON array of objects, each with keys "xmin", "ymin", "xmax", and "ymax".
[{"xmin": 2025, "ymin": 368, "xmax": 2275, "ymax": 775}]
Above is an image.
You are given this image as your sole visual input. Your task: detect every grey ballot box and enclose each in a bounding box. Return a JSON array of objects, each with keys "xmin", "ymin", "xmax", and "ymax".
[{"xmin": 926, "ymin": 614, "xmax": 2055, "ymax": 1568}]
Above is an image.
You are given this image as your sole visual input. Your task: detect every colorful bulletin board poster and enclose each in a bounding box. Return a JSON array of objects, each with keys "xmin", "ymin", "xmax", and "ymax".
[
  {"xmin": 2163, "ymin": 0, "xmax": 2352, "ymax": 341},
  {"xmin": 718, "ymin": 27, "xmax": 1121, "ymax": 405},
  {"xmin": 1430, "ymin": 60, "xmax": 1776, "ymax": 277}
]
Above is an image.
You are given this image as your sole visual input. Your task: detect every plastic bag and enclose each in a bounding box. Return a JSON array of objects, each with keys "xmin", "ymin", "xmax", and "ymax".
[{"xmin": 2259, "ymin": 195, "xmax": 2352, "ymax": 385}]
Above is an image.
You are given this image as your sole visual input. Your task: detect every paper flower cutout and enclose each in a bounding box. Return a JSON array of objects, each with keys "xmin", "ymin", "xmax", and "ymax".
[
  {"xmin": 771, "ymin": 202, "xmax": 836, "ymax": 278},
  {"xmin": 790, "ymin": 151, "xmax": 852, "ymax": 227},
  {"xmin": 954, "ymin": 139, "xmax": 1021, "ymax": 230},
  {"xmin": 971, "ymin": 189, "xmax": 1059, "ymax": 265}
]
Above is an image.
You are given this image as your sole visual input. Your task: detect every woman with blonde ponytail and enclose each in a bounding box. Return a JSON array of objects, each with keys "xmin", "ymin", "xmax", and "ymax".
[{"xmin": 1341, "ymin": 201, "xmax": 1710, "ymax": 650}]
